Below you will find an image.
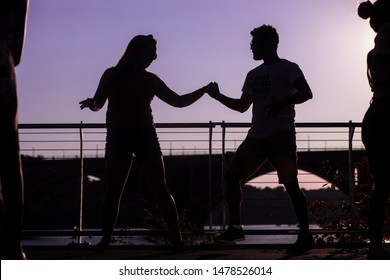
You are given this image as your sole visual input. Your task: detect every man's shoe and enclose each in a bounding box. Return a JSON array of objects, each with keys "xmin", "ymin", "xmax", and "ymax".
[
  {"xmin": 214, "ymin": 225, "xmax": 245, "ymax": 244},
  {"xmin": 367, "ymin": 245, "xmax": 390, "ymax": 260},
  {"xmin": 286, "ymin": 232, "xmax": 314, "ymax": 255}
]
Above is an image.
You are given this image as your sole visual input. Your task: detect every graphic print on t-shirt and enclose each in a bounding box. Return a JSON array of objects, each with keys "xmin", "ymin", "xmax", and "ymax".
[{"xmin": 252, "ymin": 74, "xmax": 272, "ymax": 101}]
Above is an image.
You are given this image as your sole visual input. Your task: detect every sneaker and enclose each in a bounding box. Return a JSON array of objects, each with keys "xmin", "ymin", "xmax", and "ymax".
[
  {"xmin": 214, "ymin": 225, "xmax": 245, "ymax": 244},
  {"xmin": 286, "ymin": 232, "xmax": 314, "ymax": 255},
  {"xmin": 172, "ymin": 241, "xmax": 185, "ymax": 254},
  {"xmin": 367, "ymin": 244, "xmax": 390, "ymax": 260}
]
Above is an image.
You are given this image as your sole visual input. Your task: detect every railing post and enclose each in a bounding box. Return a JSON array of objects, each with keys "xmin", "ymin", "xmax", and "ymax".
[
  {"xmin": 348, "ymin": 120, "xmax": 356, "ymax": 231},
  {"xmin": 78, "ymin": 121, "xmax": 84, "ymax": 244},
  {"xmin": 208, "ymin": 121, "xmax": 213, "ymax": 231},
  {"xmin": 221, "ymin": 121, "xmax": 227, "ymax": 230}
]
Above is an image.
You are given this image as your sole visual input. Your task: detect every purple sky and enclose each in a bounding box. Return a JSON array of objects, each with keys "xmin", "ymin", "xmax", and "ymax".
[{"xmin": 16, "ymin": 0, "xmax": 374, "ymax": 125}]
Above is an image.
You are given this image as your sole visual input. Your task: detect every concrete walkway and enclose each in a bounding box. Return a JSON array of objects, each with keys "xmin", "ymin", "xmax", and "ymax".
[{"xmin": 7, "ymin": 244, "xmax": 371, "ymax": 260}]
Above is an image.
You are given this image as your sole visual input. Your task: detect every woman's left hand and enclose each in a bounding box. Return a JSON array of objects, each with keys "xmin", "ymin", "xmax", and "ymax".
[{"xmin": 79, "ymin": 98, "xmax": 95, "ymax": 110}]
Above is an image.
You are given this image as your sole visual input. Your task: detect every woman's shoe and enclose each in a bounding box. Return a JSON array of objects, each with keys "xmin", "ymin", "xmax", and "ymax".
[
  {"xmin": 93, "ymin": 240, "xmax": 111, "ymax": 254},
  {"xmin": 172, "ymin": 241, "xmax": 185, "ymax": 254}
]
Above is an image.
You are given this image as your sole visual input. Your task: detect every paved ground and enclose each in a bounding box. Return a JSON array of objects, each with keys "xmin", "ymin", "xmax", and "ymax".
[{"xmin": 4, "ymin": 243, "xmax": 370, "ymax": 260}]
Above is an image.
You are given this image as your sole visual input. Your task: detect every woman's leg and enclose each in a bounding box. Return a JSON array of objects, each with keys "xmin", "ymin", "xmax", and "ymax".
[
  {"xmin": 362, "ymin": 102, "xmax": 390, "ymax": 258},
  {"xmin": 364, "ymin": 134, "xmax": 389, "ymax": 246},
  {"xmin": 138, "ymin": 156, "xmax": 183, "ymax": 246},
  {"xmin": 96, "ymin": 158, "xmax": 131, "ymax": 251}
]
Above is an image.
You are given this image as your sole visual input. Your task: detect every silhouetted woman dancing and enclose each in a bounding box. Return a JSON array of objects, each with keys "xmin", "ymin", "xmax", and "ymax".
[
  {"xmin": 80, "ymin": 34, "xmax": 215, "ymax": 253},
  {"xmin": 358, "ymin": 0, "xmax": 390, "ymax": 260}
]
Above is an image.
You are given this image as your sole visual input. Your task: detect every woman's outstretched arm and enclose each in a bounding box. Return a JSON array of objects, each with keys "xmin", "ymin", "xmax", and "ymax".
[
  {"xmin": 80, "ymin": 69, "xmax": 111, "ymax": 111},
  {"xmin": 153, "ymin": 75, "xmax": 216, "ymax": 108}
]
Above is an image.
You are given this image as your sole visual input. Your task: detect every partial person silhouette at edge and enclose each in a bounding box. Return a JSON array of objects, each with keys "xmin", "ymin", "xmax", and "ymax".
[
  {"xmin": 0, "ymin": 0, "xmax": 29, "ymax": 260},
  {"xmin": 208, "ymin": 24, "xmax": 314, "ymax": 255},
  {"xmin": 358, "ymin": 0, "xmax": 390, "ymax": 260},
  {"xmin": 80, "ymin": 34, "xmax": 217, "ymax": 253}
]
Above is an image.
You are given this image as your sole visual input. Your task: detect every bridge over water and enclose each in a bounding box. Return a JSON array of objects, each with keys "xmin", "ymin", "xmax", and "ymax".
[
  {"xmin": 161, "ymin": 149, "xmax": 367, "ymax": 225},
  {"xmin": 163, "ymin": 149, "xmax": 367, "ymax": 193}
]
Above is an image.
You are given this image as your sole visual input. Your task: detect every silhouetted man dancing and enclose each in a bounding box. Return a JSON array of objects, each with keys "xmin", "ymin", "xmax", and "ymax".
[{"xmin": 208, "ymin": 25, "xmax": 314, "ymax": 254}]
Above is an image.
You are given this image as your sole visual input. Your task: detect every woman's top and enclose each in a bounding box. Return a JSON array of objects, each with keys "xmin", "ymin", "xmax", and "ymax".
[
  {"xmin": 93, "ymin": 67, "xmax": 164, "ymax": 129},
  {"xmin": 369, "ymin": 21, "xmax": 390, "ymax": 100}
]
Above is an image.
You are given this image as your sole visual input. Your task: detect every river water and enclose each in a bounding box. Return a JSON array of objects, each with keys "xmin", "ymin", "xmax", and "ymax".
[{"xmin": 22, "ymin": 224, "xmax": 321, "ymax": 246}]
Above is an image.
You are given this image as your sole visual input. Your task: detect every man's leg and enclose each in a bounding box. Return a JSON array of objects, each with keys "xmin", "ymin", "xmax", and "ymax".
[
  {"xmin": 215, "ymin": 137, "xmax": 265, "ymax": 243},
  {"xmin": 269, "ymin": 131, "xmax": 313, "ymax": 254},
  {"xmin": 284, "ymin": 179, "xmax": 310, "ymax": 233}
]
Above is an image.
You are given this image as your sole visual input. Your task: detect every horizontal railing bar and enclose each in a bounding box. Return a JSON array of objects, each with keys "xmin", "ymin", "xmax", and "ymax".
[
  {"xmin": 19, "ymin": 123, "xmax": 218, "ymax": 129},
  {"xmin": 19, "ymin": 148, "xmax": 360, "ymax": 153},
  {"xmin": 20, "ymin": 140, "xmax": 81, "ymax": 143},
  {"xmin": 220, "ymin": 122, "xmax": 363, "ymax": 128},
  {"xmin": 19, "ymin": 132, "xmax": 80, "ymax": 135},
  {"xmin": 21, "ymin": 228, "xmax": 389, "ymax": 237},
  {"xmin": 19, "ymin": 123, "xmax": 100, "ymax": 129},
  {"xmin": 19, "ymin": 122, "xmax": 363, "ymax": 129}
]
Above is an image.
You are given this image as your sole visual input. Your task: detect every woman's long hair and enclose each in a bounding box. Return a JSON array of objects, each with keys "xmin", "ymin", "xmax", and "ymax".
[
  {"xmin": 110, "ymin": 35, "xmax": 157, "ymax": 89},
  {"xmin": 115, "ymin": 34, "xmax": 157, "ymax": 71}
]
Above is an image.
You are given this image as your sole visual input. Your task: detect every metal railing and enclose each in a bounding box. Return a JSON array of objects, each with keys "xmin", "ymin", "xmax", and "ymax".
[
  {"xmin": 18, "ymin": 121, "xmax": 366, "ymax": 244},
  {"xmin": 18, "ymin": 121, "xmax": 364, "ymax": 158}
]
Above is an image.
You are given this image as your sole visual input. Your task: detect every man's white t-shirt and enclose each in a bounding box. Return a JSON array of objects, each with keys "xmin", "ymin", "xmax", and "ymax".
[{"xmin": 242, "ymin": 58, "xmax": 305, "ymax": 139}]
